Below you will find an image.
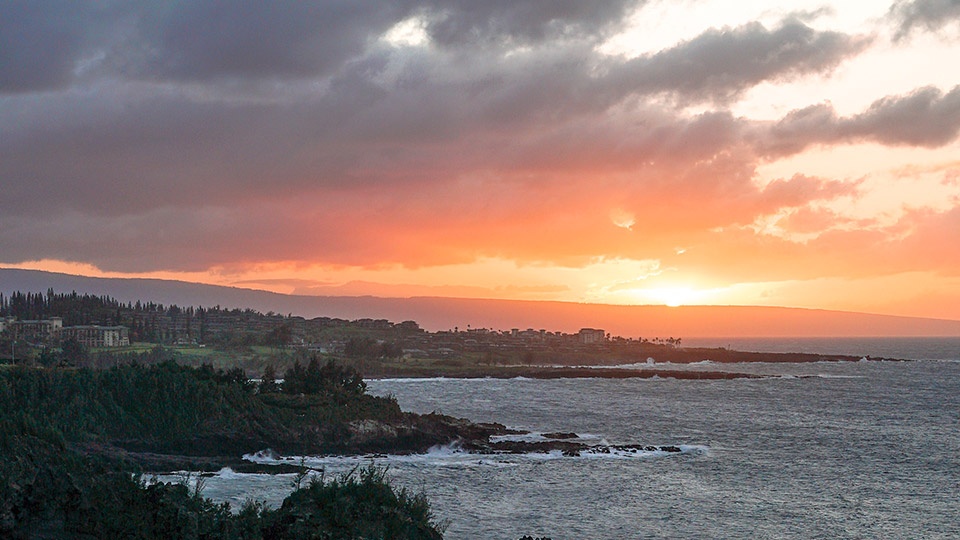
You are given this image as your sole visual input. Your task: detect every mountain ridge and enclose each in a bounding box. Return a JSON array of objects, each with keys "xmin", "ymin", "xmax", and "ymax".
[{"xmin": 2, "ymin": 268, "xmax": 959, "ymax": 338}]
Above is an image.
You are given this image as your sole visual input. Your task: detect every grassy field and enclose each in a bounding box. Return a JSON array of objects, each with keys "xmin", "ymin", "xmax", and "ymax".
[{"xmin": 86, "ymin": 342, "xmax": 302, "ymax": 374}]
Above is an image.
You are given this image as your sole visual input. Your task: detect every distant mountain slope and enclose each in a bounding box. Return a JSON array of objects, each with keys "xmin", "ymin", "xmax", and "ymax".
[{"xmin": 2, "ymin": 268, "xmax": 959, "ymax": 337}]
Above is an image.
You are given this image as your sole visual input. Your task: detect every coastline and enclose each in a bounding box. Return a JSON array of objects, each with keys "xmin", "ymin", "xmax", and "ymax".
[
  {"xmin": 3, "ymin": 348, "xmax": 906, "ymax": 475},
  {"xmin": 367, "ymin": 366, "xmax": 767, "ymax": 380},
  {"xmin": 360, "ymin": 348, "xmax": 908, "ymax": 380}
]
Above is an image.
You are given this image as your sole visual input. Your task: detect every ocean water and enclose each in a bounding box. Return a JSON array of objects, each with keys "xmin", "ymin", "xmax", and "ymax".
[
  {"xmin": 681, "ymin": 336, "xmax": 960, "ymax": 361},
  {"xmin": 171, "ymin": 339, "xmax": 960, "ymax": 539}
]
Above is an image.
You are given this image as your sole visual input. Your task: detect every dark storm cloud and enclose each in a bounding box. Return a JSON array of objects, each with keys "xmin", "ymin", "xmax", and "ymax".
[
  {"xmin": 762, "ymin": 85, "xmax": 960, "ymax": 155},
  {"xmin": 0, "ymin": 1, "xmax": 415, "ymax": 89},
  {"xmin": 0, "ymin": 1, "xmax": 94, "ymax": 93},
  {"xmin": 128, "ymin": 0, "xmax": 410, "ymax": 82},
  {"xmin": 133, "ymin": 0, "xmax": 639, "ymax": 81},
  {"xmin": 889, "ymin": 0, "xmax": 960, "ymax": 39},
  {"xmin": 613, "ymin": 19, "xmax": 871, "ymax": 103},
  {"xmin": 0, "ymin": 9, "xmax": 873, "ymax": 212},
  {"xmin": 0, "ymin": 0, "xmax": 639, "ymax": 89},
  {"xmin": 308, "ymin": 18, "xmax": 869, "ymax": 153},
  {"xmin": 0, "ymin": 2, "xmax": 899, "ymax": 272}
]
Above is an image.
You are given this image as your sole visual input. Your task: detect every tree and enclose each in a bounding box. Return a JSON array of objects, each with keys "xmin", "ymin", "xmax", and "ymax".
[
  {"xmin": 261, "ymin": 465, "xmax": 443, "ymax": 540},
  {"xmin": 264, "ymin": 323, "xmax": 292, "ymax": 349},
  {"xmin": 282, "ymin": 361, "xmax": 306, "ymax": 395},
  {"xmin": 60, "ymin": 338, "xmax": 88, "ymax": 367},
  {"xmin": 281, "ymin": 358, "xmax": 366, "ymax": 396},
  {"xmin": 379, "ymin": 341, "xmax": 403, "ymax": 359},
  {"xmin": 260, "ymin": 364, "xmax": 279, "ymax": 394},
  {"xmin": 343, "ymin": 337, "xmax": 380, "ymax": 360},
  {"xmin": 37, "ymin": 347, "xmax": 59, "ymax": 368}
]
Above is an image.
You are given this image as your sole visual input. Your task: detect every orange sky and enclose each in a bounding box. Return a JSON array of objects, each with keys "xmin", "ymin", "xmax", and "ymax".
[{"xmin": 2, "ymin": 1, "xmax": 960, "ymax": 321}]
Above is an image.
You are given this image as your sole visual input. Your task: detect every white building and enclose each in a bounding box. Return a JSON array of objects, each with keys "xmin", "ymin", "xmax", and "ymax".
[{"xmin": 57, "ymin": 325, "xmax": 130, "ymax": 348}]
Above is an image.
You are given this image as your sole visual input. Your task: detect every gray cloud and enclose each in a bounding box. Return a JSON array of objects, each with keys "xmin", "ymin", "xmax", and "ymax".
[
  {"xmin": 0, "ymin": 3, "xmax": 921, "ymax": 273},
  {"xmin": 1, "ymin": 1, "xmax": 410, "ymax": 89},
  {"xmin": 1, "ymin": 0, "xmax": 638, "ymax": 90},
  {"xmin": 762, "ymin": 85, "xmax": 960, "ymax": 155},
  {"xmin": 0, "ymin": 1, "xmax": 94, "ymax": 93},
  {"xmin": 890, "ymin": 0, "xmax": 960, "ymax": 40},
  {"xmin": 138, "ymin": 0, "xmax": 639, "ymax": 80},
  {"xmin": 846, "ymin": 85, "xmax": 960, "ymax": 145},
  {"xmin": 128, "ymin": 1, "xmax": 410, "ymax": 82},
  {"xmin": 421, "ymin": 0, "xmax": 636, "ymax": 48},
  {"xmin": 613, "ymin": 19, "xmax": 870, "ymax": 103},
  {"xmin": 0, "ymin": 10, "xmax": 872, "ymax": 214}
]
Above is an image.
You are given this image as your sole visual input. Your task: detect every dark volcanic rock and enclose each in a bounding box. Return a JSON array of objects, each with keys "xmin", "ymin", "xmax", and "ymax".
[{"xmin": 542, "ymin": 432, "xmax": 579, "ymax": 440}]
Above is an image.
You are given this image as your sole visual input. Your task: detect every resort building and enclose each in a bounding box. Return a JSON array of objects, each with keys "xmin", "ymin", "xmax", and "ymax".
[
  {"xmin": 578, "ymin": 328, "xmax": 606, "ymax": 344},
  {"xmin": 1, "ymin": 317, "xmax": 63, "ymax": 341},
  {"xmin": 57, "ymin": 325, "xmax": 130, "ymax": 348},
  {"xmin": 0, "ymin": 317, "xmax": 129, "ymax": 347}
]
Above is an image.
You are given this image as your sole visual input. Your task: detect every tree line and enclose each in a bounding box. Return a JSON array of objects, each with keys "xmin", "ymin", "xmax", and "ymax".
[{"xmin": 0, "ymin": 289, "xmax": 292, "ymax": 347}]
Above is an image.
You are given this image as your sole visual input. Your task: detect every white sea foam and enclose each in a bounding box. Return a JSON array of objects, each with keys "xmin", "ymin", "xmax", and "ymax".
[
  {"xmin": 372, "ymin": 376, "xmax": 500, "ymax": 383},
  {"xmin": 589, "ymin": 443, "xmax": 707, "ymax": 459},
  {"xmin": 490, "ymin": 433, "xmax": 549, "ymax": 443},
  {"xmin": 489, "ymin": 431, "xmax": 605, "ymax": 444},
  {"xmin": 242, "ymin": 440, "xmax": 704, "ymax": 468}
]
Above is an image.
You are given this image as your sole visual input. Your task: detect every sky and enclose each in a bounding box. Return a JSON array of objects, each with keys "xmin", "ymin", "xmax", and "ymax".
[{"xmin": 2, "ymin": 0, "xmax": 960, "ymax": 321}]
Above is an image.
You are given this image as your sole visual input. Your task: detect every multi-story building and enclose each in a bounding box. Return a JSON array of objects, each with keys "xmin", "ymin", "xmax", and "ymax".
[
  {"xmin": 578, "ymin": 328, "xmax": 606, "ymax": 344},
  {"xmin": 0, "ymin": 317, "xmax": 129, "ymax": 348},
  {"xmin": 57, "ymin": 325, "xmax": 130, "ymax": 348},
  {"xmin": 2, "ymin": 317, "xmax": 63, "ymax": 341}
]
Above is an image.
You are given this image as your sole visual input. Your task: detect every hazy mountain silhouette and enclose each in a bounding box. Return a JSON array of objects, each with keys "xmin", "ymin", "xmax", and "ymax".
[{"xmin": 2, "ymin": 268, "xmax": 959, "ymax": 337}]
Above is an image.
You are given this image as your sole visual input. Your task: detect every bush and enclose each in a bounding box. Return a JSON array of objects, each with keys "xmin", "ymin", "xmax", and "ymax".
[
  {"xmin": 0, "ymin": 361, "xmax": 443, "ymax": 539},
  {"xmin": 282, "ymin": 357, "xmax": 365, "ymax": 396},
  {"xmin": 262, "ymin": 465, "xmax": 443, "ymax": 540}
]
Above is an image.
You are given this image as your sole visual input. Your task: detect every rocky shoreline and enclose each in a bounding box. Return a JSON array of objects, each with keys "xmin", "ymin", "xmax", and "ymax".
[
  {"xmin": 66, "ymin": 354, "xmax": 907, "ymax": 475},
  {"xmin": 72, "ymin": 412, "xmax": 509, "ymax": 474},
  {"xmin": 93, "ymin": 410, "xmax": 692, "ymax": 474}
]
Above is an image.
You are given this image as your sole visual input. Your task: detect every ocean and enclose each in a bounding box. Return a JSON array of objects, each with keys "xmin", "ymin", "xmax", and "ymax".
[{"xmin": 167, "ymin": 338, "xmax": 960, "ymax": 539}]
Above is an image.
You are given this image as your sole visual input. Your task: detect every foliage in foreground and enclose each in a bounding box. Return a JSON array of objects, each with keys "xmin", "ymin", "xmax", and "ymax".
[
  {"xmin": 2, "ymin": 449, "xmax": 443, "ymax": 539},
  {"xmin": 261, "ymin": 466, "xmax": 443, "ymax": 540},
  {"xmin": 0, "ymin": 362, "xmax": 443, "ymax": 539},
  {"xmin": 0, "ymin": 359, "xmax": 402, "ymax": 455}
]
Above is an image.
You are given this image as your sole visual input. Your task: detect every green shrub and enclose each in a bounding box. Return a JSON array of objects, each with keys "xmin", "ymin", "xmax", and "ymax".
[
  {"xmin": 0, "ymin": 362, "xmax": 444, "ymax": 539},
  {"xmin": 262, "ymin": 465, "xmax": 443, "ymax": 540}
]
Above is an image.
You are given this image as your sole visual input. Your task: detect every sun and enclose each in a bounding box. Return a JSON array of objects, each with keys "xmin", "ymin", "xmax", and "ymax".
[{"xmin": 646, "ymin": 287, "xmax": 699, "ymax": 307}]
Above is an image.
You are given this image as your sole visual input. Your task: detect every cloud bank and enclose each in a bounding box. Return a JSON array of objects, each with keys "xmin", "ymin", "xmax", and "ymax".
[{"xmin": 2, "ymin": 1, "xmax": 960, "ymax": 317}]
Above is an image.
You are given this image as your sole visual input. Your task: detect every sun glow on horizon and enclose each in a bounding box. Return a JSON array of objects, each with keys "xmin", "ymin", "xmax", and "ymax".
[
  {"xmin": 649, "ymin": 287, "xmax": 699, "ymax": 307},
  {"xmin": 7, "ymin": 257, "xmax": 960, "ymax": 321},
  {"xmin": 601, "ymin": 285, "xmax": 718, "ymax": 307}
]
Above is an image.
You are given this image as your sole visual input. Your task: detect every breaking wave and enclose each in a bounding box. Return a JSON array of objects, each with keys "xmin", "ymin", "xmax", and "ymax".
[{"xmin": 243, "ymin": 441, "xmax": 707, "ymax": 469}]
